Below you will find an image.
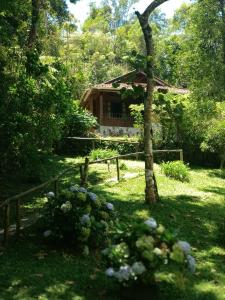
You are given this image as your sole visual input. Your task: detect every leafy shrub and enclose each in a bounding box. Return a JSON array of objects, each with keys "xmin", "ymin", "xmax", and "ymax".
[
  {"xmin": 90, "ymin": 148, "xmax": 119, "ymax": 161},
  {"xmin": 64, "ymin": 101, "xmax": 98, "ymax": 137},
  {"xmin": 103, "ymin": 217, "xmax": 196, "ymax": 287},
  {"xmin": 161, "ymin": 161, "xmax": 190, "ymax": 182},
  {"xmin": 43, "ymin": 186, "xmax": 117, "ymax": 253},
  {"xmin": 120, "ymin": 162, "xmax": 128, "ymax": 170}
]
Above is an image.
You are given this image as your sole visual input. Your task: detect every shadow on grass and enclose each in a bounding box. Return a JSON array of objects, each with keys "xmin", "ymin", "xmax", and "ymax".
[
  {"xmin": 207, "ymin": 169, "xmax": 225, "ymax": 180},
  {"xmin": 203, "ymin": 186, "xmax": 225, "ymax": 196},
  {"xmin": 91, "ymin": 184, "xmax": 225, "ymax": 300},
  {"xmin": 1, "ymin": 169, "xmax": 225, "ymax": 300},
  {"xmin": 0, "ymin": 235, "xmax": 119, "ymax": 300}
]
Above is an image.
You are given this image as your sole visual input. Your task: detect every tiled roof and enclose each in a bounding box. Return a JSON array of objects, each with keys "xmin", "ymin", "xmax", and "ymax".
[{"xmin": 92, "ymin": 83, "xmax": 189, "ymax": 94}]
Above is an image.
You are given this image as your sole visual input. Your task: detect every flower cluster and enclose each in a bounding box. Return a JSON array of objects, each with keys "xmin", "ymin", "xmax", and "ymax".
[
  {"xmin": 105, "ymin": 261, "xmax": 146, "ymax": 282},
  {"xmin": 103, "ymin": 217, "xmax": 196, "ymax": 286},
  {"xmin": 43, "ymin": 185, "xmax": 116, "ymax": 252}
]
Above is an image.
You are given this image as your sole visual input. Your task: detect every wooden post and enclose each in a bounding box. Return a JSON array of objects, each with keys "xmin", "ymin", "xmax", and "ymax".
[
  {"xmin": 116, "ymin": 158, "xmax": 120, "ymax": 182},
  {"xmin": 16, "ymin": 199, "xmax": 21, "ymax": 238},
  {"xmin": 99, "ymin": 93, "xmax": 103, "ymax": 125},
  {"xmin": 135, "ymin": 143, "xmax": 139, "ymax": 160},
  {"xmin": 80, "ymin": 157, "xmax": 89, "ymax": 187},
  {"xmin": 92, "ymin": 140, "xmax": 95, "ymax": 150},
  {"xmin": 180, "ymin": 150, "xmax": 184, "ymax": 162},
  {"xmin": 80, "ymin": 165, "xmax": 84, "ymax": 185},
  {"xmin": 90, "ymin": 97, "xmax": 93, "ymax": 113},
  {"xmin": 107, "ymin": 160, "xmax": 110, "ymax": 172},
  {"xmin": 3, "ymin": 204, "xmax": 10, "ymax": 246},
  {"xmin": 54, "ymin": 180, "xmax": 59, "ymax": 198}
]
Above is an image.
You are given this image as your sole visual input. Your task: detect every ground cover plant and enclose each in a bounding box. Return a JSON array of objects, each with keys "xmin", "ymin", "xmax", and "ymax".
[
  {"xmin": 0, "ymin": 158, "xmax": 225, "ymax": 299},
  {"xmin": 90, "ymin": 148, "xmax": 119, "ymax": 161},
  {"xmin": 161, "ymin": 161, "xmax": 190, "ymax": 182}
]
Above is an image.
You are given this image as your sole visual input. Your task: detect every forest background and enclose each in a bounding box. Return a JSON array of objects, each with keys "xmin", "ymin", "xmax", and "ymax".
[{"xmin": 1, "ymin": 0, "xmax": 225, "ymax": 180}]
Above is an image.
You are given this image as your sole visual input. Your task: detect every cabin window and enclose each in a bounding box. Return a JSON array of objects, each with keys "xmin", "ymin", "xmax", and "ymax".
[
  {"xmin": 111, "ymin": 102, "xmax": 122, "ymax": 114},
  {"xmin": 108, "ymin": 101, "xmax": 128, "ymax": 119}
]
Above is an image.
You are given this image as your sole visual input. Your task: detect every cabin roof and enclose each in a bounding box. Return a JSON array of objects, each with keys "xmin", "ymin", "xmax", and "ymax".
[
  {"xmin": 80, "ymin": 70, "xmax": 189, "ymax": 106},
  {"xmin": 104, "ymin": 70, "xmax": 172, "ymax": 87}
]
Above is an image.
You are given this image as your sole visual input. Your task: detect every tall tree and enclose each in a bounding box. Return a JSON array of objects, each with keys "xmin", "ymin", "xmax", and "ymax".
[{"xmin": 135, "ymin": 0, "xmax": 169, "ymax": 204}]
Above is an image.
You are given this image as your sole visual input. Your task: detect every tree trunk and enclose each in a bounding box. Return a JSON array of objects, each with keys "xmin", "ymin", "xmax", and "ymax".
[
  {"xmin": 27, "ymin": 0, "xmax": 41, "ymax": 48},
  {"xmin": 219, "ymin": 0, "xmax": 225, "ymax": 64},
  {"xmin": 135, "ymin": 0, "xmax": 169, "ymax": 204}
]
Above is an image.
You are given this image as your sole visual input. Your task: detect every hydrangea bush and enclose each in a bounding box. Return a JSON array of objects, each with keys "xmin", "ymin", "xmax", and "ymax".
[
  {"xmin": 103, "ymin": 217, "xmax": 196, "ymax": 286},
  {"xmin": 43, "ymin": 186, "xmax": 117, "ymax": 253}
]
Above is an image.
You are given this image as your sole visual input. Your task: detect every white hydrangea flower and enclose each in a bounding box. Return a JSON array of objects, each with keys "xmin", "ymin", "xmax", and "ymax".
[
  {"xmin": 88, "ymin": 192, "xmax": 97, "ymax": 202},
  {"xmin": 187, "ymin": 255, "xmax": 196, "ymax": 273},
  {"xmin": 114, "ymin": 265, "xmax": 132, "ymax": 282},
  {"xmin": 144, "ymin": 217, "xmax": 157, "ymax": 229},
  {"xmin": 69, "ymin": 185, "xmax": 79, "ymax": 192},
  {"xmin": 43, "ymin": 230, "xmax": 52, "ymax": 238},
  {"xmin": 131, "ymin": 262, "xmax": 146, "ymax": 275},
  {"xmin": 177, "ymin": 241, "xmax": 191, "ymax": 255},
  {"xmin": 80, "ymin": 214, "xmax": 90, "ymax": 224},
  {"xmin": 60, "ymin": 201, "xmax": 72, "ymax": 213},
  {"xmin": 106, "ymin": 202, "xmax": 114, "ymax": 210},
  {"xmin": 153, "ymin": 247, "xmax": 163, "ymax": 256},
  {"xmin": 105, "ymin": 267, "xmax": 115, "ymax": 277},
  {"xmin": 46, "ymin": 191, "xmax": 55, "ymax": 198},
  {"xmin": 78, "ymin": 187, "xmax": 87, "ymax": 193}
]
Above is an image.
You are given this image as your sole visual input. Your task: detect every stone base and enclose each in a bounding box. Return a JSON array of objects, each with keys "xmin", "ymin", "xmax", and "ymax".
[{"xmin": 99, "ymin": 126, "xmax": 140, "ymax": 137}]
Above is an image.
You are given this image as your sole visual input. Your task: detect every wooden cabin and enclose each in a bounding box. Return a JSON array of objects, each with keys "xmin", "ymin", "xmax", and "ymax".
[{"xmin": 80, "ymin": 70, "xmax": 188, "ymax": 136}]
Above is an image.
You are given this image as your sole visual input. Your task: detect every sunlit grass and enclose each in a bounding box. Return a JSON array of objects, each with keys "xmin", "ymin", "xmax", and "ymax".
[{"xmin": 1, "ymin": 156, "xmax": 225, "ymax": 299}]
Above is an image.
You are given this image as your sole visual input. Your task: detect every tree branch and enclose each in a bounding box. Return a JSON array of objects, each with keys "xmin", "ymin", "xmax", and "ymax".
[{"xmin": 136, "ymin": 0, "xmax": 169, "ymax": 20}]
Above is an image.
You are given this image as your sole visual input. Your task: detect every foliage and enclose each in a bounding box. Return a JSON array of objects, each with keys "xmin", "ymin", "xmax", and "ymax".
[
  {"xmin": 90, "ymin": 148, "xmax": 119, "ymax": 160},
  {"xmin": 119, "ymin": 162, "xmax": 128, "ymax": 170},
  {"xmin": 43, "ymin": 186, "xmax": 117, "ymax": 252},
  {"xmin": 129, "ymin": 104, "xmax": 144, "ymax": 130},
  {"xmin": 64, "ymin": 101, "xmax": 97, "ymax": 137},
  {"xmin": 0, "ymin": 0, "xmax": 79, "ymax": 179},
  {"xmin": 1, "ymin": 159, "xmax": 225, "ymax": 299},
  {"xmin": 161, "ymin": 161, "xmax": 190, "ymax": 182},
  {"xmin": 201, "ymin": 116, "xmax": 225, "ymax": 168},
  {"xmin": 103, "ymin": 217, "xmax": 195, "ymax": 286},
  {"xmin": 171, "ymin": 1, "xmax": 225, "ymax": 99}
]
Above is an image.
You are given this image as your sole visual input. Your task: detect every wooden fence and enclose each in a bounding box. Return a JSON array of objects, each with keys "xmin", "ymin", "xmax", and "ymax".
[{"xmin": 0, "ymin": 149, "xmax": 183, "ymax": 247}]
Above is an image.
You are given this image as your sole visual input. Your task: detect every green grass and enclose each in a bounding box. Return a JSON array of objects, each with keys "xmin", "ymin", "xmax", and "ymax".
[{"xmin": 1, "ymin": 158, "xmax": 225, "ymax": 300}]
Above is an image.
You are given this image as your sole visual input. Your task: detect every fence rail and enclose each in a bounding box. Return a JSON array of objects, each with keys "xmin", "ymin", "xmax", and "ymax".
[
  {"xmin": 0, "ymin": 148, "xmax": 183, "ymax": 247},
  {"xmin": 65, "ymin": 136, "xmax": 139, "ymax": 144}
]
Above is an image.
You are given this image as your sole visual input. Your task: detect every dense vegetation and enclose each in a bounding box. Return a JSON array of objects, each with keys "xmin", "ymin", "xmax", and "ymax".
[
  {"xmin": 1, "ymin": 1, "xmax": 225, "ymax": 298},
  {"xmin": 1, "ymin": 0, "xmax": 225, "ymax": 180}
]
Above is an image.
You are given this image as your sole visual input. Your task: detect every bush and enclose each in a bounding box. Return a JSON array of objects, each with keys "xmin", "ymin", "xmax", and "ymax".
[
  {"xmin": 161, "ymin": 161, "xmax": 190, "ymax": 182},
  {"xmin": 64, "ymin": 101, "xmax": 97, "ymax": 137},
  {"xmin": 120, "ymin": 162, "xmax": 128, "ymax": 171},
  {"xmin": 43, "ymin": 186, "xmax": 117, "ymax": 253},
  {"xmin": 90, "ymin": 148, "xmax": 119, "ymax": 161},
  {"xmin": 103, "ymin": 217, "xmax": 196, "ymax": 287}
]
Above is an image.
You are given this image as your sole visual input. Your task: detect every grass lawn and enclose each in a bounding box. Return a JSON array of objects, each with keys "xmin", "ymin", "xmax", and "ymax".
[{"xmin": 0, "ymin": 158, "xmax": 225, "ymax": 300}]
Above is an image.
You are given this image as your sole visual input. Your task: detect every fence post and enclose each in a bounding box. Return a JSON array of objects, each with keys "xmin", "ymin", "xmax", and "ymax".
[
  {"xmin": 54, "ymin": 179, "xmax": 59, "ymax": 199},
  {"xmin": 116, "ymin": 158, "xmax": 120, "ymax": 182},
  {"xmin": 180, "ymin": 149, "xmax": 184, "ymax": 162},
  {"xmin": 92, "ymin": 140, "xmax": 95, "ymax": 150},
  {"xmin": 80, "ymin": 157, "xmax": 89, "ymax": 187},
  {"xmin": 135, "ymin": 143, "xmax": 139, "ymax": 160},
  {"xmin": 3, "ymin": 204, "xmax": 10, "ymax": 246},
  {"xmin": 107, "ymin": 160, "xmax": 110, "ymax": 172},
  {"xmin": 16, "ymin": 199, "xmax": 21, "ymax": 238}
]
